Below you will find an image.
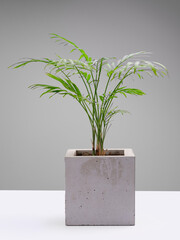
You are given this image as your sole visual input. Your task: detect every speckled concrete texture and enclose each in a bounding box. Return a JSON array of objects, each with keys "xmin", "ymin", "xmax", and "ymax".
[{"xmin": 65, "ymin": 149, "xmax": 135, "ymax": 226}]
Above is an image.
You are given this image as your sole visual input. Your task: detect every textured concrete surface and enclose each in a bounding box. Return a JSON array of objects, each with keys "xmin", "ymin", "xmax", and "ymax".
[{"xmin": 65, "ymin": 149, "xmax": 135, "ymax": 226}]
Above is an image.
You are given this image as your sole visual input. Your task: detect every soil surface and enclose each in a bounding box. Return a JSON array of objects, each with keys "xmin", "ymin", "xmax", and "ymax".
[{"xmin": 76, "ymin": 150, "xmax": 124, "ymax": 156}]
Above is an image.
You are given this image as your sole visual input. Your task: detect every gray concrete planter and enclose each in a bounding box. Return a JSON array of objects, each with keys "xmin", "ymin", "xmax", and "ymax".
[{"xmin": 65, "ymin": 148, "xmax": 135, "ymax": 226}]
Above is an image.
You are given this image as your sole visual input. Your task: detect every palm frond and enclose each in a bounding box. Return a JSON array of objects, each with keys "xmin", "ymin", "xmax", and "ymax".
[
  {"xmin": 115, "ymin": 87, "xmax": 146, "ymax": 97},
  {"xmin": 50, "ymin": 33, "xmax": 90, "ymax": 62}
]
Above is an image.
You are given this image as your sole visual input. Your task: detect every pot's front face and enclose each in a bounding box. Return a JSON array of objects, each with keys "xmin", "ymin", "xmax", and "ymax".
[{"xmin": 65, "ymin": 149, "xmax": 135, "ymax": 226}]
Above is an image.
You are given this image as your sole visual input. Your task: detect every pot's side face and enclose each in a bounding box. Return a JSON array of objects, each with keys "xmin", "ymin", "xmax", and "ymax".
[{"xmin": 65, "ymin": 149, "xmax": 135, "ymax": 226}]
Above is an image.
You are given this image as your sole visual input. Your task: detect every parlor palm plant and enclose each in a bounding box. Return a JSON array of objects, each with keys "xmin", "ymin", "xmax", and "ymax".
[{"xmin": 9, "ymin": 34, "xmax": 168, "ymax": 155}]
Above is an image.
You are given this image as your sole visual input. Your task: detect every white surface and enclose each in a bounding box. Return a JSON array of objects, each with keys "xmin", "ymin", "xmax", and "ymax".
[{"xmin": 0, "ymin": 191, "xmax": 179, "ymax": 240}]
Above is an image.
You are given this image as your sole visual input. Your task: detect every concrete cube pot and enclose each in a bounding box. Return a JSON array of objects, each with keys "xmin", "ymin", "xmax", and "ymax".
[{"xmin": 65, "ymin": 148, "xmax": 135, "ymax": 226}]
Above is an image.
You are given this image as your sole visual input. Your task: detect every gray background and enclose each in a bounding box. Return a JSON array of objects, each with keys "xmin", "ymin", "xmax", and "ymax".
[{"xmin": 1, "ymin": 0, "xmax": 180, "ymax": 190}]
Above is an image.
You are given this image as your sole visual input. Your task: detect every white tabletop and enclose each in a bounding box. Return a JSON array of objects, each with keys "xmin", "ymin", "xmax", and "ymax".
[{"xmin": 0, "ymin": 191, "xmax": 179, "ymax": 240}]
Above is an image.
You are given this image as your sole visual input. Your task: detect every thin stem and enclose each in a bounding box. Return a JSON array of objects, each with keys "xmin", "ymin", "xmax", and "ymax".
[{"xmin": 74, "ymin": 65, "xmax": 91, "ymax": 97}]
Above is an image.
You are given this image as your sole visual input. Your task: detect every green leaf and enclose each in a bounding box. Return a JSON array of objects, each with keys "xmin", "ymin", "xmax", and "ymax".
[
  {"xmin": 116, "ymin": 87, "xmax": 146, "ymax": 96},
  {"xmin": 99, "ymin": 95, "xmax": 104, "ymax": 102},
  {"xmin": 70, "ymin": 48, "xmax": 76, "ymax": 53},
  {"xmin": 68, "ymin": 80, "xmax": 82, "ymax": 97},
  {"xmin": 46, "ymin": 73, "xmax": 72, "ymax": 91},
  {"xmin": 40, "ymin": 89, "xmax": 53, "ymax": 97},
  {"xmin": 154, "ymin": 61, "xmax": 168, "ymax": 73},
  {"xmin": 87, "ymin": 74, "xmax": 91, "ymax": 81},
  {"xmin": 80, "ymin": 71, "xmax": 87, "ymax": 79},
  {"xmin": 137, "ymin": 73, "xmax": 144, "ymax": 79},
  {"xmin": 9, "ymin": 58, "xmax": 49, "ymax": 69},
  {"xmin": 79, "ymin": 54, "xmax": 84, "ymax": 60},
  {"xmin": 107, "ymin": 70, "xmax": 113, "ymax": 77},
  {"xmin": 28, "ymin": 84, "xmax": 59, "ymax": 90},
  {"xmin": 88, "ymin": 57, "xmax": 92, "ymax": 64},
  {"xmin": 79, "ymin": 71, "xmax": 91, "ymax": 82},
  {"xmin": 151, "ymin": 66, "xmax": 157, "ymax": 76},
  {"xmin": 50, "ymin": 33, "xmax": 89, "ymax": 62}
]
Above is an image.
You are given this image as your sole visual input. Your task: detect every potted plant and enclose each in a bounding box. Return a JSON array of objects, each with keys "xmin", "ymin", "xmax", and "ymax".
[{"xmin": 9, "ymin": 34, "xmax": 168, "ymax": 226}]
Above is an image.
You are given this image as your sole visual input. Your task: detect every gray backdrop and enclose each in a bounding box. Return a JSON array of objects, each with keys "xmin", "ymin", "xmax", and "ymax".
[{"xmin": 1, "ymin": 0, "xmax": 180, "ymax": 190}]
